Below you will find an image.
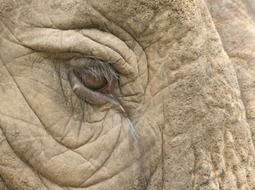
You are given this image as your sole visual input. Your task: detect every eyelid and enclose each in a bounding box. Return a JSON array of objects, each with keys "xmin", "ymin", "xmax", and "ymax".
[
  {"xmin": 69, "ymin": 56, "xmax": 103, "ymax": 68},
  {"xmin": 18, "ymin": 28, "xmax": 138, "ymax": 78}
]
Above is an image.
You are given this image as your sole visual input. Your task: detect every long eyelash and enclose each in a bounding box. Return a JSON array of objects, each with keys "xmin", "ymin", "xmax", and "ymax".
[{"xmin": 83, "ymin": 59, "xmax": 119, "ymax": 85}]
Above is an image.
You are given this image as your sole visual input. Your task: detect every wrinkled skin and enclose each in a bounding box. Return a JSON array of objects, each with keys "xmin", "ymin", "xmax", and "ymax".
[{"xmin": 0, "ymin": 0, "xmax": 255, "ymax": 189}]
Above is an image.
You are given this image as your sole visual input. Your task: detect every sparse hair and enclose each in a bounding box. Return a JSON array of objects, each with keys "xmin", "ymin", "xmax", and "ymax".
[{"xmin": 82, "ymin": 58, "xmax": 119, "ymax": 85}]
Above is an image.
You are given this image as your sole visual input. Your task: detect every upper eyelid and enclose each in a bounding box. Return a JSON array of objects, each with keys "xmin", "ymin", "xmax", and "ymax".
[{"xmin": 17, "ymin": 28, "xmax": 138, "ymax": 78}]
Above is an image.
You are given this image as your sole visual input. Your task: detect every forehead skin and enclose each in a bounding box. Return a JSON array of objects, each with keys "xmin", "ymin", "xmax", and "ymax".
[{"xmin": 0, "ymin": 0, "xmax": 198, "ymax": 43}]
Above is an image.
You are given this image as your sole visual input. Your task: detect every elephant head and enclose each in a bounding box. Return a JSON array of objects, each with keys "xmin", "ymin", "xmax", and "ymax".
[{"xmin": 0, "ymin": 0, "xmax": 255, "ymax": 190}]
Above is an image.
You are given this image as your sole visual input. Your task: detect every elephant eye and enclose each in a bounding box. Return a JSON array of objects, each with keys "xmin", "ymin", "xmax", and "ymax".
[
  {"xmin": 74, "ymin": 69, "xmax": 108, "ymax": 91},
  {"xmin": 72, "ymin": 58, "xmax": 118, "ymax": 95},
  {"xmin": 68, "ymin": 57, "xmax": 126, "ymax": 113}
]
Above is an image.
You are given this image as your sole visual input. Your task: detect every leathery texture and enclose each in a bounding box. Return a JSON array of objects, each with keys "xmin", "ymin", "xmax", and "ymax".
[{"xmin": 0, "ymin": 0, "xmax": 255, "ymax": 190}]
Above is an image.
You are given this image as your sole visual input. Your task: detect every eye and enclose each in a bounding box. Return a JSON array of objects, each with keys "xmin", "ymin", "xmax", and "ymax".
[
  {"xmin": 68, "ymin": 58, "xmax": 127, "ymax": 114},
  {"xmin": 72, "ymin": 59, "xmax": 118, "ymax": 95},
  {"xmin": 74, "ymin": 69, "xmax": 108, "ymax": 90}
]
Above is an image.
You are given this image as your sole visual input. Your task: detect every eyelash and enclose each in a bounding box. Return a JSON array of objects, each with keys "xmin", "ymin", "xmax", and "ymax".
[{"xmin": 77, "ymin": 59, "xmax": 118, "ymax": 87}]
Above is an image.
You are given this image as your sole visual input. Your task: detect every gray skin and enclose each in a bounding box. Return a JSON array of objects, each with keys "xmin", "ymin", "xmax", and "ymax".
[{"xmin": 0, "ymin": 0, "xmax": 255, "ymax": 190}]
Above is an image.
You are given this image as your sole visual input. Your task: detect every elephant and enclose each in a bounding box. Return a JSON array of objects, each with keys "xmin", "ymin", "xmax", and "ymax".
[{"xmin": 0, "ymin": 0, "xmax": 255, "ymax": 189}]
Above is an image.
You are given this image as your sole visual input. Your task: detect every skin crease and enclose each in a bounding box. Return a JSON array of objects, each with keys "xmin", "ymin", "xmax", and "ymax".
[{"xmin": 0, "ymin": 0, "xmax": 255, "ymax": 190}]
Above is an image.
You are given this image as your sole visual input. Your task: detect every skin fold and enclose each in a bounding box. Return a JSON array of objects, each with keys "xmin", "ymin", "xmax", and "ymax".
[{"xmin": 0, "ymin": 0, "xmax": 254, "ymax": 189}]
